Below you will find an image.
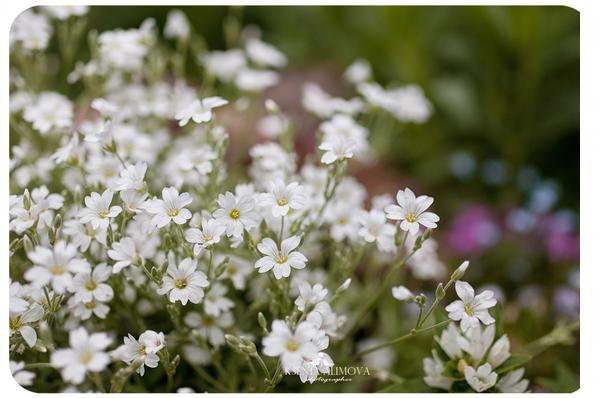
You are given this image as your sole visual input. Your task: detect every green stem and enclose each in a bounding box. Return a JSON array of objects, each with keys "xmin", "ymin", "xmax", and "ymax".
[
  {"xmin": 354, "ymin": 319, "xmax": 452, "ymax": 359},
  {"xmin": 344, "ymin": 250, "xmax": 416, "ymax": 337}
]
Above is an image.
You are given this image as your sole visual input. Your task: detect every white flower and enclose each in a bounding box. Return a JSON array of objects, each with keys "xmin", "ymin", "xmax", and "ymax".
[
  {"xmin": 10, "ymin": 361, "xmax": 35, "ymax": 386},
  {"xmin": 213, "ymin": 192, "xmax": 258, "ymax": 237},
  {"xmin": 115, "ymin": 162, "xmax": 147, "ymax": 192},
  {"xmin": 259, "ymin": 180, "xmax": 307, "ymax": 217},
  {"xmin": 235, "ymin": 69, "xmax": 279, "ymax": 91},
  {"xmin": 203, "ymin": 283, "xmax": 234, "ymax": 316},
  {"xmin": 457, "ymin": 324, "xmax": 495, "ymax": 364},
  {"xmin": 23, "ymin": 91, "xmax": 73, "ymax": 134},
  {"xmin": 385, "ymin": 187, "xmax": 440, "ymax": 235},
  {"xmin": 146, "ymin": 187, "xmax": 193, "ymax": 228},
  {"xmin": 263, "ymin": 320, "xmax": 319, "ymax": 372},
  {"xmin": 487, "ymin": 334, "xmax": 511, "ymax": 368},
  {"xmin": 245, "ymin": 38, "xmax": 287, "ymax": 68},
  {"xmin": 256, "ymin": 236, "xmax": 308, "ymax": 279},
  {"xmin": 320, "ymin": 114, "xmax": 369, "ymax": 160},
  {"xmin": 202, "ymin": 49, "xmax": 247, "ymax": 82},
  {"xmin": 78, "ymin": 190, "xmax": 122, "ymax": 230},
  {"xmin": 157, "ymin": 258, "xmax": 209, "ymax": 305},
  {"xmin": 113, "ymin": 330, "xmax": 165, "ymax": 376},
  {"xmin": 464, "ymin": 363, "xmax": 497, "ymax": 392},
  {"xmin": 10, "ymin": 10, "xmax": 52, "ymax": 51},
  {"xmin": 302, "ymin": 83, "xmax": 364, "ymax": 119},
  {"xmin": 423, "ymin": 352, "xmax": 453, "ymax": 390},
  {"xmin": 184, "ymin": 311, "xmax": 234, "ymax": 347},
  {"xmin": 185, "ymin": 218, "xmax": 226, "ymax": 255},
  {"xmin": 43, "ymin": 6, "xmax": 89, "ymax": 20},
  {"xmin": 120, "ymin": 189, "xmax": 148, "ymax": 213},
  {"xmin": 295, "ymin": 280, "xmax": 328, "ymax": 312},
  {"xmin": 164, "ymin": 9, "xmax": 190, "ymax": 39},
  {"xmin": 391, "ymin": 286, "xmax": 414, "ymax": 301},
  {"xmin": 358, "ymin": 209, "xmax": 396, "ymax": 252},
  {"xmin": 306, "ymin": 302, "xmax": 345, "ymax": 338},
  {"xmin": 445, "ymin": 281, "xmax": 497, "ymax": 332},
  {"xmin": 178, "ymin": 146, "xmax": 217, "ymax": 175},
  {"xmin": 25, "ymin": 241, "xmax": 90, "ymax": 293},
  {"xmin": 71, "ymin": 264, "xmax": 114, "ymax": 303},
  {"xmin": 9, "ymin": 304, "xmax": 44, "ymax": 347},
  {"xmin": 98, "ymin": 27, "xmax": 149, "ymax": 71},
  {"xmin": 344, "ymin": 59, "xmax": 372, "ymax": 84},
  {"xmin": 318, "ymin": 135, "xmax": 355, "ymax": 164},
  {"xmin": 175, "ymin": 97, "xmax": 228, "ymax": 126},
  {"xmin": 108, "ymin": 237, "xmax": 140, "ymax": 273},
  {"xmin": 69, "ymin": 296, "xmax": 111, "ymax": 320},
  {"xmin": 50, "ymin": 327, "xmax": 112, "ymax": 385},
  {"xmin": 217, "ymin": 255, "xmax": 253, "ymax": 290},
  {"xmin": 435, "ymin": 322, "xmax": 463, "ymax": 359},
  {"xmin": 497, "ymin": 368, "xmax": 529, "ymax": 393}
]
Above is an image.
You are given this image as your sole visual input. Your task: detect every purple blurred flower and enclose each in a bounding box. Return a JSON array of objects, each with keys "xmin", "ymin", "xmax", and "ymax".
[
  {"xmin": 553, "ymin": 286, "xmax": 579, "ymax": 318},
  {"xmin": 446, "ymin": 205, "xmax": 501, "ymax": 255}
]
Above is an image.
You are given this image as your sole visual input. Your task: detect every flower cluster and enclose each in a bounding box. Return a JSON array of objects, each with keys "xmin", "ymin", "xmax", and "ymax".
[{"xmin": 8, "ymin": 6, "xmax": 543, "ymax": 394}]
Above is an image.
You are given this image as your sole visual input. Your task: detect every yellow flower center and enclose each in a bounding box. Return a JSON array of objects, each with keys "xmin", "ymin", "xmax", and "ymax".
[
  {"xmin": 79, "ymin": 350, "xmax": 93, "ymax": 364},
  {"xmin": 84, "ymin": 301, "xmax": 96, "ymax": 309},
  {"xmin": 277, "ymin": 197, "xmax": 288, "ymax": 207},
  {"xmin": 49, "ymin": 264, "xmax": 65, "ymax": 275},
  {"xmin": 138, "ymin": 345, "xmax": 147, "ymax": 355},
  {"xmin": 276, "ymin": 254, "xmax": 288, "ymax": 264},
  {"xmin": 85, "ymin": 280, "xmax": 97, "ymax": 291},
  {"xmin": 168, "ymin": 208, "xmax": 180, "ymax": 217},
  {"xmin": 175, "ymin": 278, "xmax": 187, "ymax": 289},
  {"xmin": 405, "ymin": 212, "xmax": 417, "ymax": 223},
  {"xmin": 9, "ymin": 317, "xmax": 21, "ymax": 331},
  {"xmin": 286, "ymin": 338, "xmax": 299, "ymax": 352},
  {"xmin": 98, "ymin": 209, "xmax": 108, "ymax": 219},
  {"xmin": 464, "ymin": 303, "xmax": 475, "ymax": 317},
  {"xmin": 230, "ymin": 208, "xmax": 240, "ymax": 219}
]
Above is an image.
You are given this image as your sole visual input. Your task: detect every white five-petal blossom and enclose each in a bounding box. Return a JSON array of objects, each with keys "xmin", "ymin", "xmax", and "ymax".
[
  {"xmin": 318, "ymin": 135, "xmax": 355, "ymax": 165},
  {"xmin": 50, "ymin": 327, "xmax": 112, "ymax": 385},
  {"xmin": 185, "ymin": 218, "xmax": 226, "ymax": 255},
  {"xmin": 9, "ymin": 304, "xmax": 44, "ymax": 348},
  {"xmin": 259, "ymin": 180, "xmax": 307, "ymax": 217},
  {"xmin": 113, "ymin": 330, "xmax": 165, "ymax": 376},
  {"xmin": 78, "ymin": 189, "xmax": 122, "ymax": 230},
  {"xmin": 213, "ymin": 192, "xmax": 257, "ymax": 237},
  {"xmin": 24, "ymin": 240, "xmax": 90, "ymax": 293},
  {"xmin": 464, "ymin": 363, "xmax": 498, "ymax": 393},
  {"xmin": 255, "ymin": 236, "xmax": 308, "ymax": 279},
  {"xmin": 262, "ymin": 320, "xmax": 319, "ymax": 372},
  {"xmin": 146, "ymin": 187, "xmax": 193, "ymax": 228},
  {"xmin": 157, "ymin": 258, "xmax": 209, "ymax": 305},
  {"xmin": 385, "ymin": 187, "xmax": 440, "ymax": 235},
  {"xmin": 115, "ymin": 162, "xmax": 147, "ymax": 192},
  {"xmin": 175, "ymin": 96, "xmax": 228, "ymax": 126},
  {"xmin": 445, "ymin": 281, "xmax": 497, "ymax": 332},
  {"xmin": 70, "ymin": 264, "xmax": 114, "ymax": 303}
]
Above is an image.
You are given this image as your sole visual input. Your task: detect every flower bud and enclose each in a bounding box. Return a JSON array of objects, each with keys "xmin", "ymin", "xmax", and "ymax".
[
  {"xmin": 265, "ymin": 98, "xmax": 280, "ymax": 113},
  {"xmin": 257, "ymin": 312, "xmax": 267, "ymax": 331},
  {"xmin": 23, "ymin": 189, "xmax": 32, "ymax": 210},
  {"xmin": 336, "ymin": 278, "xmax": 352, "ymax": 295},
  {"xmin": 451, "ymin": 261, "xmax": 470, "ymax": 281},
  {"xmin": 53, "ymin": 214, "xmax": 62, "ymax": 230},
  {"xmin": 435, "ymin": 283, "xmax": 445, "ymax": 300},
  {"xmin": 225, "ymin": 334, "xmax": 241, "ymax": 348},
  {"xmin": 22, "ymin": 235, "xmax": 33, "ymax": 253}
]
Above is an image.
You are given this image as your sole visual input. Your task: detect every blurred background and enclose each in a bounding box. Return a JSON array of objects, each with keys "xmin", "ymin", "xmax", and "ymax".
[{"xmin": 74, "ymin": 6, "xmax": 580, "ymax": 392}]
